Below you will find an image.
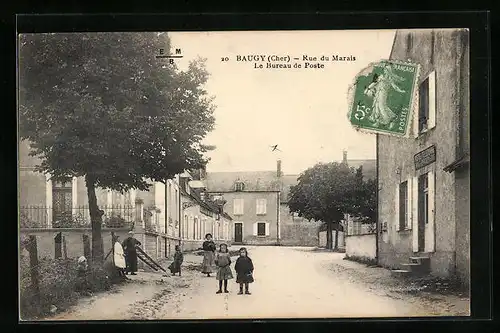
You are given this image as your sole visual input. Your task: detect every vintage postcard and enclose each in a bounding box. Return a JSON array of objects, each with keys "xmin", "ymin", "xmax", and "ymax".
[{"xmin": 18, "ymin": 28, "xmax": 470, "ymax": 321}]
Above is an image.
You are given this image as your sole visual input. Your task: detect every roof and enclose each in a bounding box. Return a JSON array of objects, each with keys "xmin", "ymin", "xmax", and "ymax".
[{"xmin": 205, "ymin": 171, "xmax": 281, "ymax": 192}]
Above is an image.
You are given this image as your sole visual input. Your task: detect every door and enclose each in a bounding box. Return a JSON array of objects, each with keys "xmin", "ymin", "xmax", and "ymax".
[
  {"xmin": 234, "ymin": 223, "xmax": 243, "ymax": 243},
  {"xmin": 417, "ymin": 173, "xmax": 428, "ymax": 252}
]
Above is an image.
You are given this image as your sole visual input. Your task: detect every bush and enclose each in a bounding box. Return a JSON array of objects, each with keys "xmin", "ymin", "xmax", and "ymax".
[{"xmin": 19, "ymin": 257, "xmax": 111, "ymax": 320}]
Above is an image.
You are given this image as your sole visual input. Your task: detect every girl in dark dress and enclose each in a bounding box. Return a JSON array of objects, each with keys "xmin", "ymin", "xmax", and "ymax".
[
  {"xmin": 201, "ymin": 233, "xmax": 216, "ymax": 277},
  {"xmin": 168, "ymin": 245, "xmax": 184, "ymax": 276},
  {"xmin": 235, "ymin": 247, "xmax": 254, "ymax": 295}
]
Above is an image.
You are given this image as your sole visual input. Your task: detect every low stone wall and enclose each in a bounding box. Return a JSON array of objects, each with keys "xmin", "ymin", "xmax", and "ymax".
[
  {"xmin": 19, "ymin": 228, "xmax": 130, "ymax": 260},
  {"xmin": 19, "ymin": 228, "xmax": 181, "ymax": 261},
  {"xmin": 180, "ymin": 239, "xmax": 233, "ymax": 252},
  {"xmin": 242, "ymin": 235, "xmax": 278, "ymax": 246},
  {"xmin": 280, "ymin": 222, "xmax": 320, "ymax": 246},
  {"xmin": 345, "ymin": 234, "xmax": 377, "ymax": 262}
]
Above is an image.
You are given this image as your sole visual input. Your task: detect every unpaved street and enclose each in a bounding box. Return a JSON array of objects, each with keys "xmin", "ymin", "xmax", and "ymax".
[{"xmin": 49, "ymin": 246, "xmax": 469, "ymax": 320}]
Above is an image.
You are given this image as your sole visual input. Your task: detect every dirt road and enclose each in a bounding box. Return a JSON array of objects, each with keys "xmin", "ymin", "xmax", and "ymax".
[{"xmin": 49, "ymin": 246, "xmax": 469, "ymax": 320}]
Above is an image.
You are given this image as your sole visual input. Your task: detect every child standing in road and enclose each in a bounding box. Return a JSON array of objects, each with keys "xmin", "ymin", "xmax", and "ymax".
[
  {"xmin": 215, "ymin": 243, "xmax": 233, "ymax": 294},
  {"xmin": 168, "ymin": 245, "xmax": 184, "ymax": 276},
  {"xmin": 235, "ymin": 247, "xmax": 254, "ymax": 295}
]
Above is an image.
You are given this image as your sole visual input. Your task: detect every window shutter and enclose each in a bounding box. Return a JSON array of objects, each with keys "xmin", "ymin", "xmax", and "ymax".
[
  {"xmin": 262, "ymin": 199, "xmax": 267, "ymax": 214},
  {"xmin": 265, "ymin": 222, "xmax": 270, "ymax": 236},
  {"xmin": 406, "ymin": 177, "xmax": 412, "ymax": 230},
  {"xmin": 395, "ymin": 184, "xmax": 400, "ymax": 231},
  {"xmin": 426, "ymin": 171, "xmax": 436, "ymax": 252},
  {"xmin": 428, "ymin": 71, "xmax": 436, "ymax": 129},
  {"xmin": 413, "ymin": 90, "xmax": 420, "ymax": 138},
  {"xmin": 240, "ymin": 199, "xmax": 244, "ymax": 215},
  {"xmin": 256, "ymin": 199, "xmax": 261, "ymax": 214},
  {"xmin": 253, "ymin": 222, "xmax": 258, "ymax": 236},
  {"xmin": 412, "ymin": 176, "xmax": 419, "ymax": 252}
]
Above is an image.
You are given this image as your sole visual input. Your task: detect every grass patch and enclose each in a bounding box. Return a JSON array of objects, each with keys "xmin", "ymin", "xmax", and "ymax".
[
  {"xmin": 344, "ymin": 255, "xmax": 378, "ymax": 266},
  {"xmin": 19, "ymin": 256, "xmax": 112, "ymax": 320}
]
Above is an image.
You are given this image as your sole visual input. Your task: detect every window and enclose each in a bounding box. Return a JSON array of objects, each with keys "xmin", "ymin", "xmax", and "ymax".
[
  {"xmin": 193, "ymin": 217, "xmax": 198, "ymax": 240},
  {"xmin": 52, "ymin": 180, "xmax": 72, "ymax": 220},
  {"xmin": 233, "ymin": 198, "xmax": 244, "ymax": 215},
  {"xmin": 417, "ymin": 72, "xmax": 436, "ymax": 135},
  {"xmin": 256, "ymin": 199, "xmax": 267, "ymax": 215},
  {"xmin": 234, "ymin": 181, "xmax": 245, "ymax": 192},
  {"xmin": 257, "ymin": 222, "xmax": 266, "ymax": 236},
  {"xmin": 399, "ymin": 181, "xmax": 409, "ymax": 230},
  {"xmin": 418, "ymin": 173, "xmax": 429, "ymax": 225},
  {"xmin": 183, "ymin": 215, "xmax": 187, "ymax": 238}
]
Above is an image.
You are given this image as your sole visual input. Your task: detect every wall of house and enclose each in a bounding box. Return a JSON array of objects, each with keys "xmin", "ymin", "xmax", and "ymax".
[
  {"xmin": 216, "ymin": 191, "xmax": 279, "ymax": 245},
  {"xmin": 279, "ymin": 204, "xmax": 321, "ymax": 246},
  {"xmin": 346, "ymin": 234, "xmax": 376, "ymax": 260},
  {"xmin": 378, "ymin": 29, "xmax": 469, "ymax": 279}
]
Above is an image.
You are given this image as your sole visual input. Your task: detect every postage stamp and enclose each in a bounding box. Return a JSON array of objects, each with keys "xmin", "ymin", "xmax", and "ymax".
[{"xmin": 348, "ymin": 60, "xmax": 420, "ymax": 137}]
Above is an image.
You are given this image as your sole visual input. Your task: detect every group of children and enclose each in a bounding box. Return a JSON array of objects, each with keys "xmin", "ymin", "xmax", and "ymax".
[{"xmin": 168, "ymin": 242, "xmax": 254, "ymax": 295}]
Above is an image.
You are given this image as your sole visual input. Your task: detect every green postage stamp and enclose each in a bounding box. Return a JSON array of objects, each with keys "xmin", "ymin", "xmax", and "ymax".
[{"xmin": 348, "ymin": 60, "xmax": 420, "ymax": 137}]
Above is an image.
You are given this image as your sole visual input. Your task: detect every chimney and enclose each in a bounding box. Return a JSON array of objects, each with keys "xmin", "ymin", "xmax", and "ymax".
[
  {"xmin": 342, "ymin": 150, "xmax": 348, "ymax": 165},
  {"xmin": 277, "ymin": 160, "xmax": 282, "ymax": 177}
]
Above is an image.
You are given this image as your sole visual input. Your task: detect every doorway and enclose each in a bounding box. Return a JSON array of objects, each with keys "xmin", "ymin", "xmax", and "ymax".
[
  {"xmin": 234, "ymin": 223, "xmax": 243, "ymax": 243},
  {"xmin": 417, "ymin": 173, "xmax": 429, "ymax": 252}
]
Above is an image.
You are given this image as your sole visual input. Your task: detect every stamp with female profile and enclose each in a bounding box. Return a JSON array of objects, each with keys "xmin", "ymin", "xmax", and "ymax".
[{"xmin": 348, "ymin": 60, "xmax": 420, "ymax": 136}]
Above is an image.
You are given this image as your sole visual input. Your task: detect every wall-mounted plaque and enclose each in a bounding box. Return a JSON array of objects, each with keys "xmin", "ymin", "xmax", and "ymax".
[{"xmin": 414, "ymin": 145, "xmax": 436, "ymax": 170}]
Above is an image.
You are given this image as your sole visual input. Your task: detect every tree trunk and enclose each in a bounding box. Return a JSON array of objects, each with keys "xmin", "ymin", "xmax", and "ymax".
[
  {"xmin": 326, "ymin": 222, "xmax": 333, "ymax": 250},
  {"xmin": 86, "ymin": 175, "xmax": 104, "ymax": 263},
  {"xmin": 334, "ymin": 226, "xmax": 339, "ymax": 251}
]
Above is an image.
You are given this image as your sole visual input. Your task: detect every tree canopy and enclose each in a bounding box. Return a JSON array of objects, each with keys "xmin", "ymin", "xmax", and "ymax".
[
  {"xmin": 19, "ymin": 32, "xmax": 215, "ymax": 191},
  {"xmin": 18, "ymin": 32, "xmax": 216, "ymax": 261},
  {"xmin": 288, "ymin": 162, "xmax": 377, "ymax": 249}
]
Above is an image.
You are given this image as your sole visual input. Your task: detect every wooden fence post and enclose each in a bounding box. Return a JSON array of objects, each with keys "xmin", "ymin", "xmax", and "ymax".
[
  {"xmin": 54, "ymin": 232, "xmax": 62, "ymax": 259},
  {"xmin": 27, "ymin": 235, "xmax": 40, "ymax": 306},
  {"xmin": 62, "ymin": 235, "xmax": 68, "ymax": 259},
  {"xmin": 83, "ymin": 234, "xmax": 91, "ymax": 259}
]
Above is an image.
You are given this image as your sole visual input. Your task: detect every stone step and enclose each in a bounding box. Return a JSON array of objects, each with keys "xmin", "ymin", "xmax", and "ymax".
[
  {"xmin": 401, "ymin": 263, "xmax": 429, "ymax": 276},
  {"xmin": 409, "ymin": 256, "xmax": 431, "ymax": 265},
  {"xmin": 390, "ymin": 269, "xmax": 412, "ymax": 278}
]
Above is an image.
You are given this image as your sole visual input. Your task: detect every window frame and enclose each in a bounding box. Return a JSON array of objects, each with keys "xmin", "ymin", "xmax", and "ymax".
[
  {"xmin": 256, "ymin": 222, "xmax": 266, "ymax": 237},
  {"xmin": 52, "ymin": 180, "xmax": 73, "ymax": 221},
  {"xmin": 415, "ymin": 71, "xmax": 437, "ymax": 137},
  {"xmin": 398, "ymin": 181, "xmax": 409, "ymax": 231},
  {"xmin": 256, "ymin": 198, "xmax": 267, "ymax": 215},
  {"xmin": 233, "ymin": 198, "xmax": 244, "ymax": 216}
]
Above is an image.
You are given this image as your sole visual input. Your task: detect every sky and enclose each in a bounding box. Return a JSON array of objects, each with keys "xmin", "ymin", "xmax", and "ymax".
[{"xmin": 169, "ymin": 30, "xmax": 396, "ymax": 174}]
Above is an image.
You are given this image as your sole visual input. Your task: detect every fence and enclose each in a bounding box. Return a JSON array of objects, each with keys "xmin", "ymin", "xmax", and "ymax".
[
  {"xmin": 19, "ymin": 205, "xmax": 136, "ymax": 229},
  {"xmin": 347, "ymin": 220, "xmax": 376, "ymax": 236}
]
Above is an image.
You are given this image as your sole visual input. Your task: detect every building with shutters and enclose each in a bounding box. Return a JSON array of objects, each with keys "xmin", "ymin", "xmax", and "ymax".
[
  {"xmin": 18, "ymin": 139, "xmax": 230, "ymax": 259},
  {"xmin": 204, "ymin": 169, "xmax": 280, "ymax": 245},
  {"xmin": 377, "ymin": 29, "xmax": 470, "ymax": 288}
]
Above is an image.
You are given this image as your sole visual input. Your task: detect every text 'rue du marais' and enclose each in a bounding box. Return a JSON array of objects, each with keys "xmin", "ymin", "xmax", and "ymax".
[{"xmin": 234, "ymin": 54, "xmax": 356, "ymax": 69}]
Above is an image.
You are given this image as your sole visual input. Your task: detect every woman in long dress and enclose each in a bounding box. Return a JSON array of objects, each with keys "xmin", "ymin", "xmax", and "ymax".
[
  {"xmin": 201, "ymin": 233, "xmax": 216, "ymax": 277},
  {"xmin": 114, "ymin": 237, "xmax": 127, "ymax": 279},
  {"xmin": 364, "ymin": 64, "xmax": 406, "ymax": 128}
]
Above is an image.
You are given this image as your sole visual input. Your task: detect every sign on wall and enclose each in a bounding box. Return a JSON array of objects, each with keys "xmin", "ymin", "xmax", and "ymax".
[{"xmin": 414, "ymin": 145, "xmax": 436, "ymax": 170}]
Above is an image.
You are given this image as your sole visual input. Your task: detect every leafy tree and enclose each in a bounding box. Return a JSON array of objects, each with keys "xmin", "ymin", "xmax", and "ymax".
[
  {"xmin": 19, "ymin": 32, "xmax": 215, "ymax": 262},
  {"xmin": 288, "ymin": 162, "xmax": 376, "ymax": 250}
]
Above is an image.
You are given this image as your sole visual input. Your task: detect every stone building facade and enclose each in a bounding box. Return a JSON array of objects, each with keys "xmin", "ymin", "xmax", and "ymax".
[
  {"xmin": 19, "ymin": 140, "xmax": 231, "ymax": 261},
  {"xmin": 205, "ymin": 171, "xmax": 280, "ymax": 245},
  {"xmin": 377, "ymin": 29, "xmax": 470, "ymax": 287}
]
